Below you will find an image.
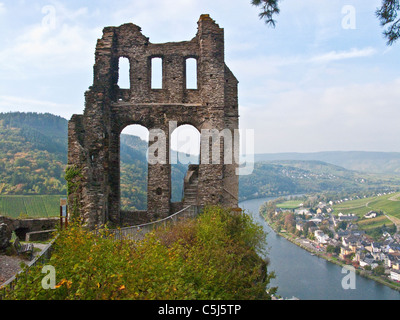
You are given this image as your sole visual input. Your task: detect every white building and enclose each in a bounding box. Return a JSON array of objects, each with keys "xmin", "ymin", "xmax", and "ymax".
[
  {"xmin": 315, "ymin": 230, "xmax": 329, "ymax": 244},
  {"xmin": 364, "ymin": 212, "xmax": 377, "ymax": 219},
  {"xmin": 390, "ymin": 270, "xmax": 400, "ymax": 282}
]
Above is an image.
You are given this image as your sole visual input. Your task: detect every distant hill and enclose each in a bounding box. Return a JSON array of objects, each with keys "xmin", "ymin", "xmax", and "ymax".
[
  {"xmin": 0, "ymin": 112, "xmax": 188, "ymax": 211},
  {"xmin": 1, "ymin": 112, "xmax": 399, "ymax": 211},
  {"xmin": 239, "ymin": 159, "xmax": 400, "ymax": 201},
  {"xmin": 254, "ymin": 151, "xmax": 400, "ymax": 175},
  {"xmin": 0, "ymin": 111, "xmax": 67, "ymax": 158},
  {"xmin": 0, "ymin": 112, "xmax": 68, "ymax": 195}
]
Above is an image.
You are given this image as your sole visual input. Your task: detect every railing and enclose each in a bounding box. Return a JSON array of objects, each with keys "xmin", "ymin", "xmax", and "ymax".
[
  {"xmin": 0, "ymin": 205, "xmax": 201, "ymax": 299},
  {"xmin": 102, "ymin": 205, "xmax": 201, "ymax": 241},
  {"xmin": 223, "ymin": 187, "xmax": 239, "ymax": 201},
  {"xmin": 0, "ymin": 236, "xmax": 57, "ymax": 300}
]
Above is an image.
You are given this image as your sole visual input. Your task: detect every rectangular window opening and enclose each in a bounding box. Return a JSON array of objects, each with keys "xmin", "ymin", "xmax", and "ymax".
[
  {"xmin": 118, "ymin": 57, "xmax": 130, "ymax": 89},
  {"xmin": 186, "ymin": 58, "xmax": 197, "ymax": 89},
  {"xmin": 151, "ymin": 57, "xmax": 163, "ymax": 89}
]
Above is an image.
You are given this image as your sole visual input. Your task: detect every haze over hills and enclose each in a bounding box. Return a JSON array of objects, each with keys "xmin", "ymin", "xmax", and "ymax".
[
  {"xmin": 238, "ymin": 159, "xmax": 400, "ymax": 201},
  {"xmin": 254, "ymin": 151, "xmax": 400, "ymax": 175},
  {"xmin": 0, "ymin": 112, "xmax": 399, "ymax": 210}
]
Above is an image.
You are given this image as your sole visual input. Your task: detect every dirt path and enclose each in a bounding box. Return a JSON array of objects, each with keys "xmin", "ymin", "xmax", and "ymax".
[
  {"xmin": 0, "ymin": 243, "xmax": 47, "ymax": 286},
  {"xmin": 384, "ymin": 214, "xmax": 400, "ymax": 234},
  {"xmin": 0, "ymin": 254, "xmax": 25, "ymax": 286}
]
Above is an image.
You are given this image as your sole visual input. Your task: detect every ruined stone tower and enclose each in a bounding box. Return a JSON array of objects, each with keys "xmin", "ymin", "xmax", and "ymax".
[{"xmin": 67, "ymin": 15, "xmax": 239, "ymax": 229}]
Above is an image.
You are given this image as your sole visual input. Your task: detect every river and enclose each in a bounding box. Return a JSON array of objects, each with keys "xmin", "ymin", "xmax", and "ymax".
[{"xmin": 239, "ymin": 197, "xmax": 400, "ymax": 300}]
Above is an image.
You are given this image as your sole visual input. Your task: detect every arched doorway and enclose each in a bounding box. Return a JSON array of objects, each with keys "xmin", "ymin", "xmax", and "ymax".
[
  {"xmin": 170, "ymin": 125, "xmax": 200, "ymax": 203},
  {"xmin": 120, "ymin": 124, "xmax": 149, "ymax": 211}
]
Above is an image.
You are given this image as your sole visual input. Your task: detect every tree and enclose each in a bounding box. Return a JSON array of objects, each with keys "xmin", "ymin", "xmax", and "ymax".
[
  {"xmin": 284, "ymin": 212, "xmax": 295, "ymax": 233},
  {"xmin": 326, "ymin": 245, "xmax": 340, "ymax": 255},
  {"xmin": 251, "ymin": 0, "xmax": 400, "ymax": 45},
  {"xmin": 373, "ymin": 265, "xmax": 386, "ymax": 276}
]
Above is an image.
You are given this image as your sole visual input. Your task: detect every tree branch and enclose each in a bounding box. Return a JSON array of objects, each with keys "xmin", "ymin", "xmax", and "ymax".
[
  {"xmin": 252, "ymin": 0, "xmax": 400, "ymax": 45},
  {"xmin": 376, "ymin": 0, "xmax": 400, "ymax": 45},
  {"xmin": 251, "ymin": 0, "xmax": 281, "ymax": 27}
]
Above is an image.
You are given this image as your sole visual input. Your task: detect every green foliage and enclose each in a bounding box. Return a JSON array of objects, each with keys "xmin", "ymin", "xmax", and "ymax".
[
  {"xmin": 4, "ymin": 206, "xmax": 276, "ymax": 300},
  {"xmin": 0, "ymin": 112, "xmax": 67, "ymax": 196},
  {"xmin": 65, "ymin": 165, "xmax": 83, "ymax": 218},
  {"xmin": 120, "ymin": 162, "xmax": 147, "ymax": 211},
  {"xmin": 326, "ymin": 245, "xmax": 340, "ymax": 255},
  {"xmin": 373, "ymin": 265, "xmax": 386, "ymax": 276},
  {"xmin": 65, "ymin": 165, "xmax": 82, "ymax": 193},
  {"xmin": 260, "ymin": 200, "xmax": 297, "ymax": 234}
]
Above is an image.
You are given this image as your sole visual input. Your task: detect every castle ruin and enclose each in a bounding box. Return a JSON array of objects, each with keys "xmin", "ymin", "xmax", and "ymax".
[{"xmin": 67, "ymin": 15, "xmax": 239, "ymax": 229}]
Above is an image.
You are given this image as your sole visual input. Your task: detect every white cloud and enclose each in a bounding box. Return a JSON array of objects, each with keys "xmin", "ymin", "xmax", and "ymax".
[
  {"xmin": 0, "ymin": 3, "xmax": 101, "ymax": 77},
  {"xmin": 241, "ymin": 78, "xmax": 400, "ymax": 153},
  {"xmin": 309, "ymin": 47, "xmax": 377, "ymax": 63},
  {"xmin": 229, "ymin": 47, "xmax": 377, "ymax": 86}
]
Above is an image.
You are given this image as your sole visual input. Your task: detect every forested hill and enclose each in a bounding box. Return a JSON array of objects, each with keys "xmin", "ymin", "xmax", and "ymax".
[
  {"xmin": 255, "ymin": 151, "xmax": 400, "ymax": 175},
  {"xmin": 0, "ymin": 112, "xmax": 187, "ymax": 210},
  {"xmin": 0, "ymin": 112, "xmax": 67, "ymax": 159},
  {"xmin": 238, "ymin": 160, "xmax": 400, "ymax": 201},
  {"xmin": 0, "ymin": 112, "xmax": 68, "ymax": 194}
]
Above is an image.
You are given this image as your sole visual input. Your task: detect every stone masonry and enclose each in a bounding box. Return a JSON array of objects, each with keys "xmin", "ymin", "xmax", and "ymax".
[{"xmin": 67, "ymin": 15, "xmax": 239, "ymax": 229}]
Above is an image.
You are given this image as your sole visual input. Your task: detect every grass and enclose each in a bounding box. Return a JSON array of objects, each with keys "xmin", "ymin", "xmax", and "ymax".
[
  {"xmin": 0, "ymin": 195, "xmax": 64, "ymax": 218},
  {"xmin": 333, "ymin": 197, "xmax": 377, "ymax": 210},
  {"xmin": 357, "ymin": 215, "xmax": 394, "ymax": 231},
  {"xmin": 333, "ymin": 192, "xmax": 400, "ymax": 219},
  {"xmin": 332, "ymin": 192, "xmax": 400, "ymax": 233},
  {"xmin": 276, "ymin": 200, "xmax": 303, "ymax": 209},
  {"xmin": 368, "ymin": 195, "xmax": 400, "ymax": 220}
]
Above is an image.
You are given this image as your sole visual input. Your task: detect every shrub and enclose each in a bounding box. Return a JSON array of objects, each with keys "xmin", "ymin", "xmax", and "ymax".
[{"xmin": 4, "ymin": 206, "xmax": 276, "ymax": 300}]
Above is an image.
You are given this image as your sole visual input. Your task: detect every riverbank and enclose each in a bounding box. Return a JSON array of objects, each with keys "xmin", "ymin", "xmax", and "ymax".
[{"xmin": 259, "ymin": 211, "xmax": 400, "ymax": 293}]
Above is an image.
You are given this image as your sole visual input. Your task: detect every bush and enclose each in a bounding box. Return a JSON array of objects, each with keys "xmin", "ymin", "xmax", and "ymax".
[{"xmin": 4, "ymin": 206, "xmax": 276, "ymax": 300}]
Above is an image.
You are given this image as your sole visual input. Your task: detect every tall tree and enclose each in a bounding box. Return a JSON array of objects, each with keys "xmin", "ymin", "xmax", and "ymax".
[{"xmin": 252, "ymin": 0, "xmax": 400, "ymax": 45}]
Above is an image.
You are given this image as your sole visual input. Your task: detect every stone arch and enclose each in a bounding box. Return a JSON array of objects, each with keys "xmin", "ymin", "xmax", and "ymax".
[
  {"xmin": 170, "ymin": 124, "xmax": 200, "ymax": 203},
  {"xmin": 170, "ymin": 124, "xmax": 200, "ymax": 161},
  {"xmin": 120, "ymin": 124, "xmax": 149, "ymax": 211}
]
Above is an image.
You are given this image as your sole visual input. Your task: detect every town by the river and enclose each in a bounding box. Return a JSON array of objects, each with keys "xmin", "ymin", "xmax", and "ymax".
[{"xmin": 239, "ymin": 197, "xmax": 400, "ymax": 300}]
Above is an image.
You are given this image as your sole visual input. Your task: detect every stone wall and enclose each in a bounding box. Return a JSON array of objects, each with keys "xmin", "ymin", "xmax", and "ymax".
[
  {"xmin": 120, "ymin": 210, "xmax": 150, "ymax": 227},
  {"xmin": 68, "ymin": 14, "xmax": 239, "ymax": 229},
  {"xmin": 0, "ymin": 216, "xmax": 58, "ymax": 241}
]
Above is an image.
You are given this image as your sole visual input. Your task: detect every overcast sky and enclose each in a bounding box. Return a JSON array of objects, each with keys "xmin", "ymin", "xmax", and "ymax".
[{"xmin": 0, "ymin": 0, "xmax": 399, "ymax": 153}]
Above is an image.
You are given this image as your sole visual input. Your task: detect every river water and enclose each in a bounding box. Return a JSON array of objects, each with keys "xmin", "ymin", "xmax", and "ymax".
[{"xmin": 239, "ymin": 197, "xmax": 400, "ymax": 300}]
